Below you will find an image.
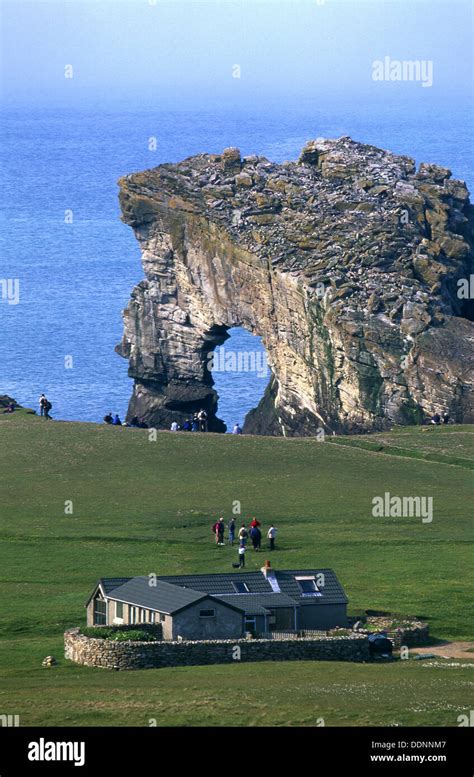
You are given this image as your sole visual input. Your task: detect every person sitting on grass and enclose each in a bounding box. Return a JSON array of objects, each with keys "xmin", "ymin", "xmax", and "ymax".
[
  {"xmin": 112, "ymin": 414, "xmax": 122, "ymax": 426},
  {"xmin": 103, "ymin": 412, "xmax": 113, "ymax": 424},
  {"xmin": 430, "ymin": 412, "xmax": 441, "ymax": 425}
]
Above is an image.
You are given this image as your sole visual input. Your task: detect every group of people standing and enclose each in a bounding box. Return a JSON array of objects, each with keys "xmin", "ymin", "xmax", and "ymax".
[
  {"xmin": 170, "ymin": 413, "xmax": 243, "ymax": 435},
  {"xmin": 212, "ymin": 516, "xmax": 278, "ymax": 567},
  {"xmin": 171, "ymin": 409, "xmax": 208, "ymax": 432}
]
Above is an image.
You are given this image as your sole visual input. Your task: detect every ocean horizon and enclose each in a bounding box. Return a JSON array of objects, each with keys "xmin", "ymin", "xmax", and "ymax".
[{"xmin": 1, "ymin": 96, "xmax": 472, "ymax": 429}]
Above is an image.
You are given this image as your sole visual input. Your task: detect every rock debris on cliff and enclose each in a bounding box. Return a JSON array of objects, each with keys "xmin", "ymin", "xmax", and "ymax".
[{"xmin": 117, "ymin": 137, "xmax": 474, "ymax": 435}]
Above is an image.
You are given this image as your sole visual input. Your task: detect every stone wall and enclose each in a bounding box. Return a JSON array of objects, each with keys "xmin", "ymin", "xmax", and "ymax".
[
  {"xmin": 362, "ymin": 616, "xmax": 430, "ymax": 649},
  {"xmin": 64, "ymin": 628, "xmax": 369, "ymax": 670},
  {"xmin": 389, "ymin": 624, "xmax": 430, "ymax": 648}
]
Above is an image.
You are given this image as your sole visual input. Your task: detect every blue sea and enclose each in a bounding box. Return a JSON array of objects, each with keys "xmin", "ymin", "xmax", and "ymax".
[{"xmin": 0, "ymin": 96, "xmax": 472, "ymax": 428}]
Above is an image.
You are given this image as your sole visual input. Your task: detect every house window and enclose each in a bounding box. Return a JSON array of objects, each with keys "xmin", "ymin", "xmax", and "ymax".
[
  {"xmin": 93, "ymin": 597, "xmax": 107, "ymax": 625},
  {"xmin": 130, "ymin": 606, "xmax": 137, "ymax": 624},
  {"xmin": 115, "ymin": 602, "xmax": 124, "ymax": 620},
  {"xmin": 159, "ymin": 613, "xmax": 166, "ymax": 622},
  {"xmin": 295, "ymin": 576, "xmax": 322, "ymax": 596},
  {"xmin": 199, "ymin": 609, "xmax": 215, "ymax": 618},
  {"xmin": 232, "ymin": 581, "xmax": 250, "ymax": 593}
]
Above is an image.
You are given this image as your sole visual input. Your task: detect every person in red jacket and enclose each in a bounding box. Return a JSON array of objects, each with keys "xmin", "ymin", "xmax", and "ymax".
[{"xmin": 250, "ymin": 517, "xmax": 261, "ymax": 529}]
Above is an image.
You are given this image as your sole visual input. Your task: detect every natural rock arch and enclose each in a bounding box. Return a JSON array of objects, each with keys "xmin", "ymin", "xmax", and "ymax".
[{"xmin": 117, "ymin": 139, "xmax": 474, "ymax": 435}]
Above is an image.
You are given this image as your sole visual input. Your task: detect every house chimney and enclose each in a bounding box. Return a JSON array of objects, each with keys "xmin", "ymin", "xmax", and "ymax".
[{"xmin": 261, "ymin": 560, "xmax": 274, "ymax": 578}]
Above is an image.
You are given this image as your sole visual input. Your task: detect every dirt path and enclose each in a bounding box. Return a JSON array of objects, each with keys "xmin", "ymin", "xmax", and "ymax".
[{"xmin": 411, "ymin": 641, "xmax": 474, "ymax": 659}]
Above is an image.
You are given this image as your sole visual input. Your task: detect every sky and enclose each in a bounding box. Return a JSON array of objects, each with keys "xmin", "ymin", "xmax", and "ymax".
[{"xmin": 0, "ymin": 0, "xmax": 472, "ymax": 107}]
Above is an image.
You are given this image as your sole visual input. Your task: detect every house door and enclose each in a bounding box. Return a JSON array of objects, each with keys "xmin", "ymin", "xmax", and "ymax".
[{"xmin": 271, "ymin": 608, "xmax": 294, "ymax": 630}]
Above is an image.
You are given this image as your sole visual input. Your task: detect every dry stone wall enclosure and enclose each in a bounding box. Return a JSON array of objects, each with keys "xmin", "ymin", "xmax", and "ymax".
[{"xmin": 64, "ymin": 628, "xmax": 370, "ymax": 670}]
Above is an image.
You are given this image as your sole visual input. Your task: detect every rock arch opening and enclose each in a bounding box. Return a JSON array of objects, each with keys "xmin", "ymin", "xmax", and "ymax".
[
  {"xmin": 118, "ymin": 139, "xmax": 474, "ymax": 434},
  {"xmin": 209, "ymin": 326, "xmax": 270, "ymax": 432}
]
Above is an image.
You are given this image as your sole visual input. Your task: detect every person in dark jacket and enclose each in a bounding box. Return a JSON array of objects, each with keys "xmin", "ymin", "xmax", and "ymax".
[
  {"xmin": 250, "ymin": 525, "xmax": 261, "ymax": 551},
  {"xmin": 216, "ymin": 517, "xmax": 225, "ymax": 546}
]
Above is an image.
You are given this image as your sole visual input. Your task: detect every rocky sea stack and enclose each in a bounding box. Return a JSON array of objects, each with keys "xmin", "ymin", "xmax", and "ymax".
[{"xmin": 117, "ymin": 137, "xmax": 474, "ymax": 435}]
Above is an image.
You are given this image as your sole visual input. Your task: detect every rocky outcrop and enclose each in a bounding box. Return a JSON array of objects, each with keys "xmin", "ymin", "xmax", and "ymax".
[{"xmin": 117, "ymin": 137, "xmax": 474, "ymax": 435}]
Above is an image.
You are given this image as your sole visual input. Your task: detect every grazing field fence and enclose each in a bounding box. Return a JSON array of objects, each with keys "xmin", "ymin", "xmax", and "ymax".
[{"xmin": 258, "ymin": 630, "xmax": 328, "ymax": 640}]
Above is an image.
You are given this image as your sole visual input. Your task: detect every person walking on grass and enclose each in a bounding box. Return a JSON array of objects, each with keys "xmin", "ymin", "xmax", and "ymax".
[
  {"xmin": 228, "ymin": 517, "xmax": 236, "ymax": 546},
  {"xmin": 238, "ymin": 523, "xmax": 248, "ymax": 546},
  {"xmin": 216, "ymin": 517, "xmax": 225, "ymax": 546},
  {"xmin": 267, "ymin": 524, "xmax": 277, "ymax": 550},
  {"xmin": 39, "ymin": 394, "xmax": 47, "ymax": 417},
  {"xmin": 250, "ymin": 524, "xmax": 261, "ymax": 551},
  {"xmin": 238, "ymin": 543, "xmax": 246, "ymax": 568},
  {"xmin": 198, "ymin": 408, "xmax": 208, "ymax": 432},
  {"xmin": 43, "ymin": 398, "xmax": 52, "ymax": 420}
]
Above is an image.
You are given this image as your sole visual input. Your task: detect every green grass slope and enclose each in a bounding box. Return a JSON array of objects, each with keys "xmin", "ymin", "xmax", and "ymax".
[{"xmin": 0, "ymin": 414, "xmax": 472, "ymax": 726}]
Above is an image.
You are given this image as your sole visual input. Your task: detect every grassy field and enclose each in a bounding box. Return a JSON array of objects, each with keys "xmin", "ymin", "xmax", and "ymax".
[{"xmin": 0, "ymin": 411, "xmax": 472, "ymax": 726}]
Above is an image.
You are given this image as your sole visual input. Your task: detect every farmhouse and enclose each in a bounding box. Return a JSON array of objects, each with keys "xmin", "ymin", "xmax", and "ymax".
[{"xmin": 85, "ymin": 562, "xmax": 348, "ymax": 640}]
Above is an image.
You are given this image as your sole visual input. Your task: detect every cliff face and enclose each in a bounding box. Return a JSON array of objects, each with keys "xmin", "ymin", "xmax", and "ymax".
[{"xmin": 117, "ymin": 137, "xmax": 474, "ymax": 435}]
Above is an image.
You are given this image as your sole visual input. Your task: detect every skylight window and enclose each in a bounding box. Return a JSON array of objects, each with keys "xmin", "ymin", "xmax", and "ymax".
[
  {"xmin": 232, "ymin": 581, "xmax": 250, "ymax": 593},
  {"xmin": 295, "ymin": 576, "xmax": 322, "ymax": 596}
]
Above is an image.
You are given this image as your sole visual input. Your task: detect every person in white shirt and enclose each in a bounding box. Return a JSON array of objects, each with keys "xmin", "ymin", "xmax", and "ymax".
[
  {"xmin": 170, "ymin": 421, "xmax": 179, "ymax": 432},
  {"xmin": 267, "ymin": 525, "xmax": 277, "ymax": 551},
  {"xmin": 238, "ymin": 544, "xmax": 246, "ymax": 568}
]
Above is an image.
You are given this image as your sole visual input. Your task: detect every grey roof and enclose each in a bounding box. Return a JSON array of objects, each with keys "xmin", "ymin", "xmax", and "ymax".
[
  {"xmin": 108, "ymin": 576, "xmax": 209, "ymax": 615},
  {"xmin": 270, "ymin": 569, "xmax": 348, "ymax": 606},
  {"xmin": 101, "ymin": 577, "xmax": 132, "ymax": 595},
  {"xmin": 87, "ymin": 568, "xmax": 347, "ymax": 613},
  {"xmin": 157, "ymin": 569, "xmax": 347, "ymax": 605},
  {"xmin": 85, "ymin": 577, "xmax": 132, "ymax": 607},
  {"xmin": 216, "ymin": 592, "xmax": 299, "ymax": 616}
]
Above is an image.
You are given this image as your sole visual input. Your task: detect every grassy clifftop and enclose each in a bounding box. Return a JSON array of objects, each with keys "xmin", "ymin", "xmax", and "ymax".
[{"xmin": 0, "ymin": 414, "xmax": 472, "ymax": 726}]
